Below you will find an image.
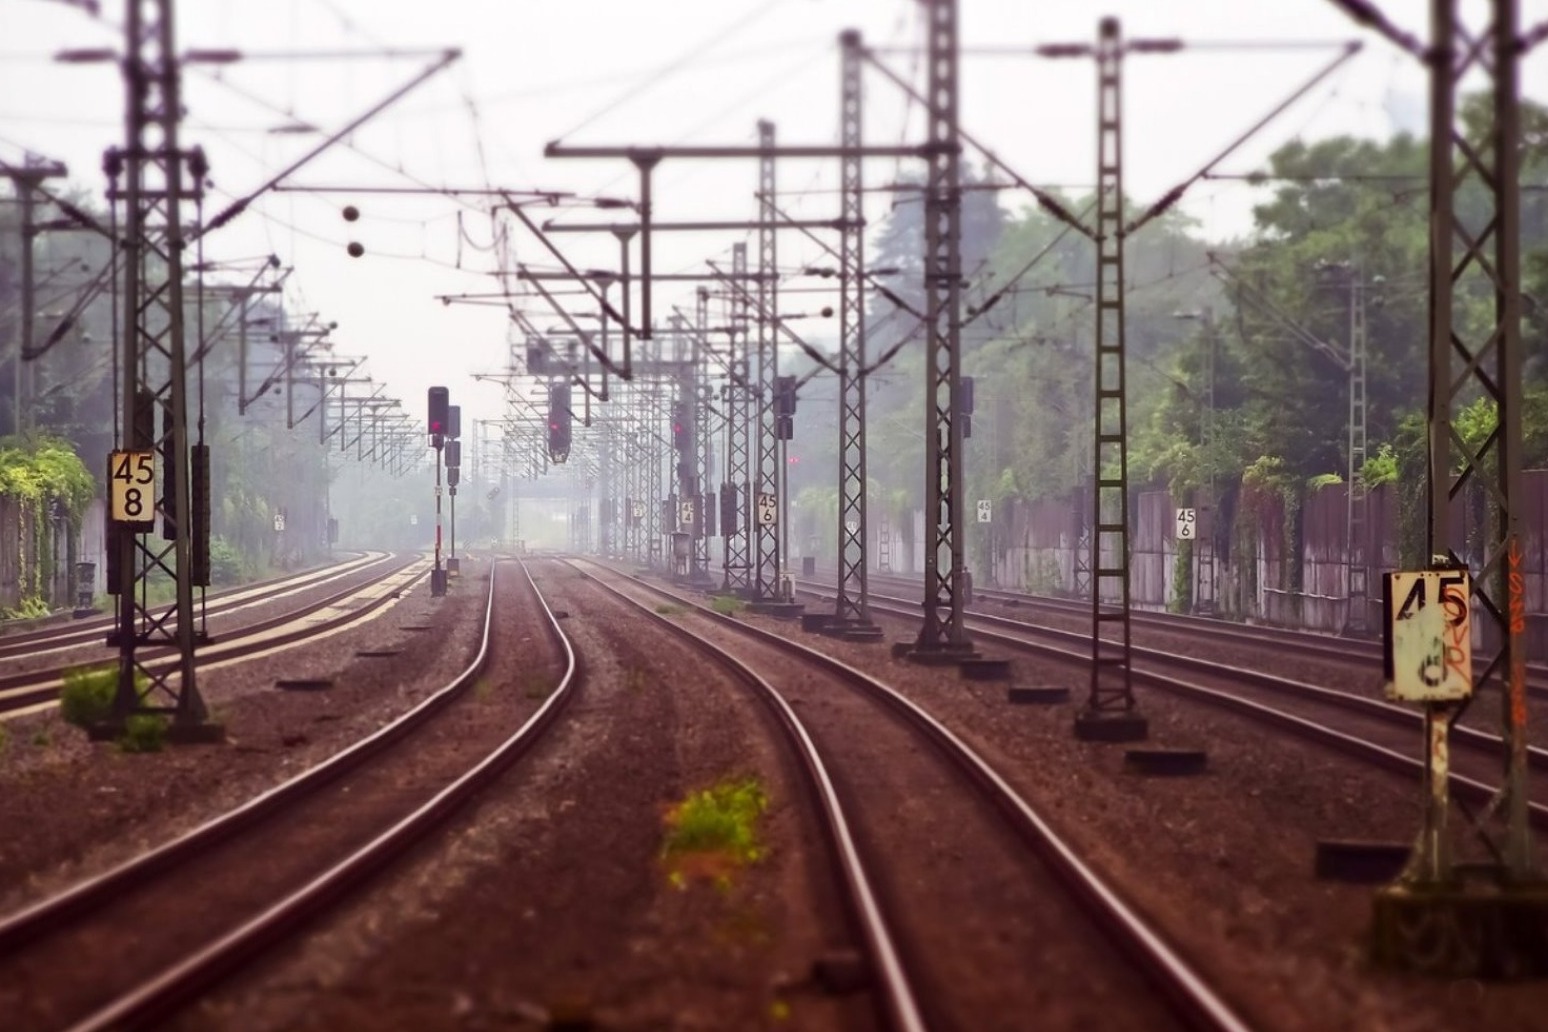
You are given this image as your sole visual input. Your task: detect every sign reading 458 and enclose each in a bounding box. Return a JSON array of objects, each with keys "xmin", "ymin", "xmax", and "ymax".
[{"xmin": 109, "ymin": 450, "xmax": 156, "ymax": 528}]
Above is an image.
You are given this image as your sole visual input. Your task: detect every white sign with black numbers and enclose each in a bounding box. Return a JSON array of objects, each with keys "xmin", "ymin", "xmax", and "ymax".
[
  {"xmin": 679, "ymin": 499, "xmax": 696, "ymax": 527},
  {"xmin": 976, "ymin": 499, "xmax": 991, "ymax": 523},
  {"xmin": 108, "ymin": 450, "xmax": 155, "ymax": 526},
  {"xmin": 1383, "ymin": 569, "xmax": 1473, "ymax": 702},
  {"xmin": 1175, "ymin": 507, "xmax": 1196, "ymax": 540},
  {"xmin": 273, "ymin": 513, "xmax": 286, "ymax": 532},
  {"xmin": 757, "ymin": 492, "xmax": 777, "ymax": 526}
]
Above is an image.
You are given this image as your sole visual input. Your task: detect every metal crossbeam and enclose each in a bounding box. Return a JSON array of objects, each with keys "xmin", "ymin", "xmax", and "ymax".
[{"xmin": 913, "ymin": 0, "xmax": 971, "ymax": 654}]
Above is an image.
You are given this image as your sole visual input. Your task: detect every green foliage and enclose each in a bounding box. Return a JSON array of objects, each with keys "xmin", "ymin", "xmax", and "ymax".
[
  {"xmin": 207, "ymin": 536, "xmax": 248, "ymax": 585},
  {"xmin": 117, "ymin": 714, "xmax": 168, "ymax": 753},
  {"xmin": 662, "ymin": 777, "xmax": 768, "ymax": 867},
  {"xmin": 59, "ymin": 663, "xmax": 118, "ymax": 728},
  {"xmin": 654, "ymin": 603, "xmax": 681, "ymax": 616},
  {"xmin": 1362, "ymin": 443, "xmax": 1399, "ymax": 487},
  {"xmin": 1307, "ymin": 473, "xmax": 1343, "ymax": 491},
  {"xmin": 709, "ymin": 595, "xmax": 744, "ymax": 617},
  {"xmin": 2, "ymin": 597, "xmax": 51, "ymax": 621},
  {"xmin": 0, "ymin": 435, "xmax": 96, "ymax": 519},
  {"xmin": 1170, "ymin": 540, "xmax": 1193, "ymax": 614}
]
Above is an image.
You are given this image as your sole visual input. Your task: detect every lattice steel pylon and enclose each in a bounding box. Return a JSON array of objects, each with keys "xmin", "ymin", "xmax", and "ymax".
[
  {"xmin": 694, "ymin": 289, "xmax": 716, "ymax": 581},
  {"xmin": 722, "ymin": 242, "xmax": 753, "ymax": 593},
  {"xmin": 1423, "ymin": 0, "xmax": 1530, "ymax": 879},
  {"xmin": 1345, "ymin": 264, "xmax": 1369, "ymax": 634},
  {"xmin": 1078, "ymin": 17, "xmax": 1146, "ymax": 739},
  {"xmin": 833, "ymin": 29, "xmax": 871, "ymax": 630},
  {"xmin": 106, "ymin": 0, "xmax": 218, "ymax": 739},
  {"xmin": 912, "ymin": 0, "xmax": 972, "ymax": 656},
  {"xmin": 753, "ymin": 120, "xmax": 782, "ymax": 602}
]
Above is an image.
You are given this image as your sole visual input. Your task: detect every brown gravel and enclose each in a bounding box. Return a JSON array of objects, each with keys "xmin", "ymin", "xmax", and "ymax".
[
  {"xmin": 0, "ymin": 553, "xmax": 475, "ymax": 917},
  {"xmin": 176, "ymin": 557, "xmax": 869, "ymax": 1032},
  {"xmin": 727, "ymin": 583, "xmax": 1548, "ymax": 1031}
]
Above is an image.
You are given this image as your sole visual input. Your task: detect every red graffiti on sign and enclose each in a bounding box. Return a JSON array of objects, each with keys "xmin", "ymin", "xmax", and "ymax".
[{"xmin": 1441, "ymin": 575, "xmax": 1470, "ymax": 687}]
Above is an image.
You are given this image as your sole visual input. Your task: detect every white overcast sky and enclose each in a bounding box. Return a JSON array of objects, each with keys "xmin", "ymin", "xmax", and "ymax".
[{"xmin": 3, "ymin": 0, "xmax": 1546, "ymax": 435}]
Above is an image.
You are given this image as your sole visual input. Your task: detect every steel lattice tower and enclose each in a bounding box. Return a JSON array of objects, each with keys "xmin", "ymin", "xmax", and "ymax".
[
  {"xmin": 694, "ymin": 290, "xmax": 716, "ymax": 580},
  {"xmin": 913, "ymin": 0, "xmax": 971, "ymax": 654},
  {"xmin": 722, "ymin": 242, "xmax": 753, "ymax": 592},
  {"xmin": 107, "ymin": 0, "xmax": 216, "ymax": 737},
  {"xmin": 754, "ymin": 121, "xmax": 781, "ymax": 601},
  {"xmin": 833, "ymin": 30, "xmax": 871, "ymax": 629},
  {"xmin": 1079, "ymin": 17, "xmax": 1144, "ymax": 738},
  {"xmin": 1421, "ymin": 0, "xmax": 1530, "ymax": 879}
]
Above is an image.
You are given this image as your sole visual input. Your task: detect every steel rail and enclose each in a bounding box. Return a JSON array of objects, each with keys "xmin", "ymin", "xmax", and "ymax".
[
  {"xmin": 822, "ymin": 578, "xmax": 1548, "ymax": 777},
  {"xmin": 0, "ymin": 555, "xmax": 424, "ymax": 713},
  {"xmin": 0, "ymin": 559, "xmax": 562, "ymax": 971},
  {"xmin": 562, "ymin": 559, "xmax": 927, "ymax": 1032},
  {"xmin": 0, "ymin": 550, "xmax": 389, "ymax": 659},
  {"xmin": 573, "ymin": 558, "xmax": 1253, "ymax": 1032},
  {"xmin": 832, "ymin": 587, "xmax": 1548, "ymax": 831},
  {"xmin": 60, "ymin": 558, "xmax": 577, "ymax": 1032},
  {"xmin": 856, "ymin": 568, "xmax": 1548, "ymax": 686}
]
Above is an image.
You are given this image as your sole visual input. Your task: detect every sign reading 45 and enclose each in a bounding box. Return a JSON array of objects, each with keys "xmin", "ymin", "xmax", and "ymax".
[{"xmin": 109, "ymin": 450, "xmax": 156, "ymax": 528}]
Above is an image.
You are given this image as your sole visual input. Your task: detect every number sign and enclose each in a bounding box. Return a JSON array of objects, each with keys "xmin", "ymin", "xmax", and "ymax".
[
  {"xmin": 109, "ymin": 450, "xmax": 155, "ymax": 527},
  {"xmin": 757, "ymin": 492, "xmax": 778, "ymax": 526},
  {"xmin": 1383, "ymin": 569, "xmax": 1473, "ymax": 702},
  {"xmin": 679, "ymin": 499, "xmax": 696, "ymax": 527},
  {"xmin": 274, "ymin": 513, "xmax": 287, "ymax": 532},
  {"xmin": 1175, "ymin": 507, "xmax": 1196, "ymax": 540},
  {"xmin": 976, "ymin": 499, "xmax": 991, "ymax": 523}
]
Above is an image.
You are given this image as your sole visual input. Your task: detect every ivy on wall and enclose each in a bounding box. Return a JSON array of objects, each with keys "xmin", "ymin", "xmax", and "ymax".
[{"xmin": 0, "ymin": 435, "xmax": 96, "ymax": 615}]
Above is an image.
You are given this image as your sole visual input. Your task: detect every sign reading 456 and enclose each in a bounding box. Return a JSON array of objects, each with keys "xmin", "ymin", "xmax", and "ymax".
[{"xmin": 109, "ymin": 450, "xmax": 156, "ymax": 529}]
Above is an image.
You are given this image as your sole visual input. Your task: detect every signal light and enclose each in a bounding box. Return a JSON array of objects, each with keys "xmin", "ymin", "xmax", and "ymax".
[
  {"xmin": 448, "ymin": 404, "xmax": 462, "ymax": 440},
  {"xmin": 428, "ymin": 386, "xmax": 449, "ymax": 439},
  {"xmin": 548, "ymin": 381, "xmax": 572, "ymax": 462}
]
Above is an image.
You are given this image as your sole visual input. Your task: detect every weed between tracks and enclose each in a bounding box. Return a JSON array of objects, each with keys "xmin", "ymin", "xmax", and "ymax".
[
  {"xmin": 709, "ymin": 595, "xmax": 744, "ymax": 618},
  {"xmin": 654, "ymin": 603, "xmax": 681, "ymax": 616},
  {"xmin": 662, "ymin": 776, "xmax": 768, "ymax": 890},
  {"xmin": 58, "ymin": 663, "xmax": 166, "ymax": 751}
]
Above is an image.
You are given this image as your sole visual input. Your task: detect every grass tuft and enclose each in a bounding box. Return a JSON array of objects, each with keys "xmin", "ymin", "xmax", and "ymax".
[
  {"xmin": 117, "ymin": 713, "xmax": 168, "ymax": 753},
  {"xmin": 654, "ymin": 603, "xmax": 680, "ymax": 616},
  {"xmin": 662, "ymin": 776, "xmax": 768, "ymax": 883},
  {"xmin": 709, "ymin": 595, "xmax": 744, "ymax": 618},
  {"xmin": 59, "ymin": 664, "xmax": 119, "ymax": 728}
]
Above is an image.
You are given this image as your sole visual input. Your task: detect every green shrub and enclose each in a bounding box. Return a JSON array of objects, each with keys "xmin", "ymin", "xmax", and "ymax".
[
  {"xmin": 663, "ymin": 777, "xmax": 768, "ymax": 865},
  {"xmin": 59, "ymin": 664, "xmax": 119, "ymax": 728},
  {"xmin": 208, "ymin": 536, "xmax": 247, "ymax": 585},
  {"xmin": 118, "ymin": 714, "xmax": 168, "ymax": 753},
  {"xmin": 709, "ymin": 595, "xmax": 744, "ymax": 617}
]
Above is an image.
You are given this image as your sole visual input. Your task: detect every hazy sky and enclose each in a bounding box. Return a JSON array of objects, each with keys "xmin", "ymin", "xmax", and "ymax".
[{"xmin": 3, "ymin": 0, "xmax": 1545, "ymax": 440}]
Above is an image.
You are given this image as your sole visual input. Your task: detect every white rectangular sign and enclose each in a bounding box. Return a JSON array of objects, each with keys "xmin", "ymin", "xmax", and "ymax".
[
  {"xmin": 108, "ymin": 450, "xmax": 155, "ymax": 526},
  {"xmin": 1175, "ymin": 507, "xmax": 1196, "ymax": 540},
  {"xmin": 1384, "ymin": 569, "xmax": 1473, "ymax": 702},
  {"xmin": 757, "ymin": 492, "xmax": 777, "ymax": 526},
  {"xmin": 976, "ymin": 499, "xmax": 992, "ymax": 523},
  {"xmin": 679, "ymin": 499, "xmax": 696, "ymax": 527}
]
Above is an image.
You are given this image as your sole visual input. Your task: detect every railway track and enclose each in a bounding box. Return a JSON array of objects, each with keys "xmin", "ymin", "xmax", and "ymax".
[
  {"xmin": 794, "ymin": 578, "xmax": 1548, "ymax": 833},
  {"xmin": 0, "ymin": 551, "xmax": 389, "ymax": 661},
  {"xmin": 0, "ymin": 553, "xmax": 425, "ymax": 721},
  {"xmin": 0, "ymin": 559, "xmax": 576, "ymax": 1032},
  {"xmin": 851, "ymin": 569, "xmax": 1548, "ymax": 696},
  {"xmin": 570, "ymin": 558, "xmax": 1250, "ymax": 1032}
]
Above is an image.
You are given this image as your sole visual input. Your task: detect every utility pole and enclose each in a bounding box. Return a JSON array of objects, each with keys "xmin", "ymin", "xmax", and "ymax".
[
  {"xmin": 103, "ymin": 0, "xmax": 218, "ymax": 740},
  {"xmin": 910, "ymin": 0, "xmax": 973, "ymax": 660},
  {"xmin": 1080, "ymin": 17, "xmax": 1145, "ymax": 739},
  {"xmin": 832, "ymin": 29, "xmax": 877, "ymax": 638},
  {"xmin": 1319, "ymin": 0, "xmax": 1543, "ymax": 979}
]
